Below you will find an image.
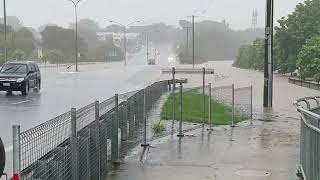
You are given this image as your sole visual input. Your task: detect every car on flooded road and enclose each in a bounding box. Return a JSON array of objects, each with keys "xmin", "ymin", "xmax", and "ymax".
[{"xmin": 0, "ymin": 61, "xmax": 41, "ymax": 95}]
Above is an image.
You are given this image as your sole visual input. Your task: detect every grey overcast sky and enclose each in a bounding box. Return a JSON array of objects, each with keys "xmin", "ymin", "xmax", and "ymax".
[{"xmin": 0, "ymin": 0, "xmax": 304, "ymax": 30}]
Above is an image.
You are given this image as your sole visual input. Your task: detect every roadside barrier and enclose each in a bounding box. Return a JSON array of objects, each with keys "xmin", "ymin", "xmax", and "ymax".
[{"xmin": 294, "ymin": 96, "xmax": 320, "ymax": 180}]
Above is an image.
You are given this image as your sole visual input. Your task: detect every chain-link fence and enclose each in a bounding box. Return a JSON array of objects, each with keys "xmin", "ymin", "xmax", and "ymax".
[
  {"xmin": 154, "ymin": 83, "xmax": 253, "ymax": 139},
  {"xmin": 13, "ymin": 80, "xmax": 170, "ymax": 180},
  {"xmin": 295, "ymin": 96, "xmax": 320, "ymax": 180}
]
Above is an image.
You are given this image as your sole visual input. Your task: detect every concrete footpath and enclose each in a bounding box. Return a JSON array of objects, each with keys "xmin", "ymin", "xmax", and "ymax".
[{"xmin": 107, "ymin": 118, "xmax": 299, "ymax": 180}]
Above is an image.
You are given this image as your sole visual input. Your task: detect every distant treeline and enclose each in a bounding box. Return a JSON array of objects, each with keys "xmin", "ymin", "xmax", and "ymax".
[
  {"xmin": 234, "ymin": 0, "xmax": 320, "ymax": 81},
  {"xmin": 176, "ymin": 20, "xmax": 264, "ymax": 64},
  {"xmin": 0, "ymin": 18, "xmax": 180, "ymax": 64}
]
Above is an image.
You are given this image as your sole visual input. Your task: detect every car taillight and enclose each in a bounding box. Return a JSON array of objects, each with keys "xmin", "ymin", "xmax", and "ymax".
[{"xmin": 13, "ymin": 173, "xmax": 20, "ymax": 180}]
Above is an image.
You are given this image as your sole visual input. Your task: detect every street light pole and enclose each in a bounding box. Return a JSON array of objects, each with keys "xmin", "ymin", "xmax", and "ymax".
[
  {"xmin": 109, "ymin": 20, "xmax": 141, "ymax": 66},
  {"xmin": 3, "ymin": 0, "xmax": 7, "ymax": 63},
  {"xmin": 68, "ymin": 0, "xmax": 83, "ymax": 72},
  {"xmin": 182, "ymin": 26, "xmax": 191, "ymax": 63}
]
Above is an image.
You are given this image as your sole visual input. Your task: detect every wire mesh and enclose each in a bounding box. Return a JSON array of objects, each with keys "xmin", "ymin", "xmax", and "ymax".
[
  {"xmin": 211, "ymin": 85, "xmax": 233, "ymax": 108},
  {"xmin": 76, "ymin": 102, "xmax": 96, "ymax": 132},
  {"xmin": 20, "ymin": 111, "xmax": 71, "ymax": 172},
  {"xmin": 234, "ymin": 86, "xmax": 252, "ymax": 120},
  {"xmin": 18, "ymin": 80, "xmax": 170, "ymax": 180}
]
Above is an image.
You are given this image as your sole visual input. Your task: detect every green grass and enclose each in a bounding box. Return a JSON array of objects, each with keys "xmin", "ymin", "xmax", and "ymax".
[
  {"xmin": 160, "ymin": 90, "xmax": 247, "ymax": 125},
  {"xmin": 151, "ymin": 122, "xmax": 166, "ymax": 135}
]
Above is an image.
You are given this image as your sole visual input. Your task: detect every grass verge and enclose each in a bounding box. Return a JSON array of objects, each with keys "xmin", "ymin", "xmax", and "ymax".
[{"xmin": 160, "ymin": 89, "xmax": 247, "ymax": 125}]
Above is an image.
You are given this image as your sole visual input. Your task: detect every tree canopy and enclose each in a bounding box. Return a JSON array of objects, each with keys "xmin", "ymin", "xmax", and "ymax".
[
  {"xmin": 234, "ymin": 0, "xmax": 320, "ymax": 80},
  {"xmin": 176, "ymin": 20, "xmax": 264, "ymax": 63},
  {"xmin": 41, "ymin": 25, "xmax": 88, "ymax": 63}
]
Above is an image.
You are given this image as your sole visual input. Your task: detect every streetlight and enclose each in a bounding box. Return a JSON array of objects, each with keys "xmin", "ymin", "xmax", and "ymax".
[
  {"xmin": 109, "ymin": 20, "xmax": 141, "ymax": 66},
  {"xmin": 3, "ymin": 0, "xmax": 7, "ymax": 63},
  {"xmin": 67, "ymin": 0, "xmax": 83, "ymax": 72}
]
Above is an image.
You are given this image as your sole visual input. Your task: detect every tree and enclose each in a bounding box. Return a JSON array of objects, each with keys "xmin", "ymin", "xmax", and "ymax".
[
  {"xmin": 177, "ymin": 20, "xmax": 264, "ymax": 63},
  {"xmin": 12, "ymin": 49, "xmax": 25, "ymax": 60},
  {"xmin": 0, "ymin": 24, "xmax": 36, "ymax": 62},
  {"xmin": 43, "ymin": 50, "xmax": 64, "ymax": 64},
  {"xmin": 41, "ymin": 26, "xmax": 88, "ymax": 63},
  {"xmin": 13, "ymin": 28, "xmax": 36, "ymax": 57},
  {"xmin": 275, "ymin": 0, "xmax": 320, "ymax": 73},
  {"xmin": 297, "ymin": 35, "xmax": 320, "ymax": 79},
  {"xmin": 70, "ymin": 19, "xmax": 101, "ymax": 49},
  {"xmin": 0, "ymin": 16, "xmax": 23, "ymax": 30},
  {"xmin": 234, "ymin": 38, "xmax": 264, "ymax": 70}
]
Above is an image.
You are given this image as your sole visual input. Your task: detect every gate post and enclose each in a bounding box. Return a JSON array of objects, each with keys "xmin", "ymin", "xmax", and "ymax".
[
  {"xmin": 94, "ymin": 101, "xmax": 101, "ymax": 180},
  {"xmin": 12, "ymin": 125, "xmax": 21, "ymax": 180},
  {"xmin": 71, "ymin": 108, "xmax": 79, "ymax": 180}
]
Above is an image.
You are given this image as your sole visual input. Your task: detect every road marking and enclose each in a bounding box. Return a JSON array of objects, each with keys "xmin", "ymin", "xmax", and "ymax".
[
  {"xmin": 5, "ymin": 145, "xmax": 13, "ymax": 153},
  {"xmin": 11, "ymin": 100, "xmax": 31, "ymax": 105}
]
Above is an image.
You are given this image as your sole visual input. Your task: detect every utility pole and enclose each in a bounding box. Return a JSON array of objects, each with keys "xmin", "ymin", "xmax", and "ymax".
[
  {"xmin": 146, "ymin": 35, "xmax": 149, "ymax": 63},
  {"xmin": 3, "ymin": 0, "xmax": 7, "ymax": 63},
  {"xmin": 187, "ymin": 15, "xmax": 198, "ymax": 68},
  {"xmin": 123, "ymin": 26, "xmax": 127, "ymax": 66},
  {"xmin": 192, "ymin": 15, "xmax": 195, "ymax": 68},
  {"xmin": 264, "ymin": 0, "xmax": 274, "ymax": 107},
  {"xmin": 183, "ymin": 26, "xmax": 191, "ymax": 63}
]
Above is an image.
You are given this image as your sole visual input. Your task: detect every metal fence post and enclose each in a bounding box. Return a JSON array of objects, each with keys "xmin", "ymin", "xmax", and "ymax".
[
  {"xmin": 141, "ymin": 89, "xmax": 150, "ymax": 147},
  {"xmin": 231, "ymin": 84, "xmax": 235, "ymax": 127},
  {"xmin": 172, "ymin": 67, "xmax": 176, "ymax": 134},
  {"xmin": 12, "ymin": 125, "xmax": 21, "ymax": 180},
  {"xmin": 94, "ymin": 101, "xmax": 101, "ymax": 180},
  {"xmin": 203, "ymin": 67, "xmax": 206, "ymax": 126},
  {"xmin": 112, "ymin": 94, "xmax": 119, "ymax": 162},
  {"xmin": 71, "ymin": 108, "xmax": 79, "ymax": 180},
  {"xmin": 177, "ymin": 83, "xmax": 184, "ymax": 137},
  {"xmin": 250, "ymin": 85, "xmax": 253, "ymax": 125},
  {"xmin": 208, "ymin": 83, "xmax": 213, "ymax": 131}
]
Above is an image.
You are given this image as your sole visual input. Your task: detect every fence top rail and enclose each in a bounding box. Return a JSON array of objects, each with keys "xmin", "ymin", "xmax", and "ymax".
[
  {"xmin": 294, "ymin": 96, "xmax": 320, "ymax": 110},
  {"xmin": 300, "ymin": 111, "xmax": 320, "ymax": 134},
  {"xmin": 162, "ymin": 68, "xmax": 214, "ymax": 74}
]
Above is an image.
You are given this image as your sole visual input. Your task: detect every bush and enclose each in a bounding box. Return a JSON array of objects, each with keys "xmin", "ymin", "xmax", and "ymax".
[{"xmin": 152, "ymin": 122, "xmax": 166, "ymax": 135}]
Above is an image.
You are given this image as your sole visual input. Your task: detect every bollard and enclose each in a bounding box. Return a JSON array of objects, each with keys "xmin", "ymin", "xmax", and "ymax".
[
  {"xmin": 141, "ymin": 89, "xmax": 150, "ymax": 147},
  {"xmin": 231, "ymin": 84, "xmax": 235, "ymax": 127},
  {"xmin": 250, "ymin": 85, "xmax": 253, "ymax": 125},
  {"xmin": 177, "ymin": 83, "xmax": 184, "ymax": 137},
  {"xmin": 12, "ymin": 125, "xmax": 20, "ymax": 180},
  {"xmin": 111, "ymin": 94, "xmax": 119, "ymax": 162},
  {"xmin": 70, "ymin": 108, "xmax": 79, "ymax": 180},
  {"xmin": 202, "ymin": 67, "xmax": 206, "ymax": 126},
  {"xmin": 94, "ymin": 101, "xmax": 101, "ymax": 180}
]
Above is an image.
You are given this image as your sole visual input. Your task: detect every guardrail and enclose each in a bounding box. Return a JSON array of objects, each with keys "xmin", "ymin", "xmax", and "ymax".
[
  {"xmin": 12, "ymin": 80, "xmax": 170, "ymax": 180},
  {"xmin": 294, "ymin": 96, "xmax": 320, "ymax": 180},
  {"xmin": 289, "ymin": 78, "xmax": 320, "ymax": 90}
]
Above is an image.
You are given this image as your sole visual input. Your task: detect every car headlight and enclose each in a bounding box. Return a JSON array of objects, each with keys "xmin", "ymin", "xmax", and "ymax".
[{"xmin": 16, "ymin": 78, "xmax": 25, "ymax": 83}]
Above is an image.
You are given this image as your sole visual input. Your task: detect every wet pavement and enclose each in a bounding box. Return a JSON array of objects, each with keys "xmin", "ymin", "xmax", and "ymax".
[
  {"xmin": 107, "ymin": 121, "xmax": 298, "ymax": 180},
  {"xmin": 105, "ymin": 61, "xmax": 319, "ymax": 180}
]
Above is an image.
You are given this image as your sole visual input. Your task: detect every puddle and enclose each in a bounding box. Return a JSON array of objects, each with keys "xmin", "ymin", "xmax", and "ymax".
[{"xmin": 236, "ymin": 169, "xmax": 271, "ymax": 177}]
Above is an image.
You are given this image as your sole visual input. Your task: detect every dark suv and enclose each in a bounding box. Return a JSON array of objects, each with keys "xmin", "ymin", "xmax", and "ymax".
[{"xmin": 0, "ymin": 61, "xmax": 41, "ymax": 95}]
